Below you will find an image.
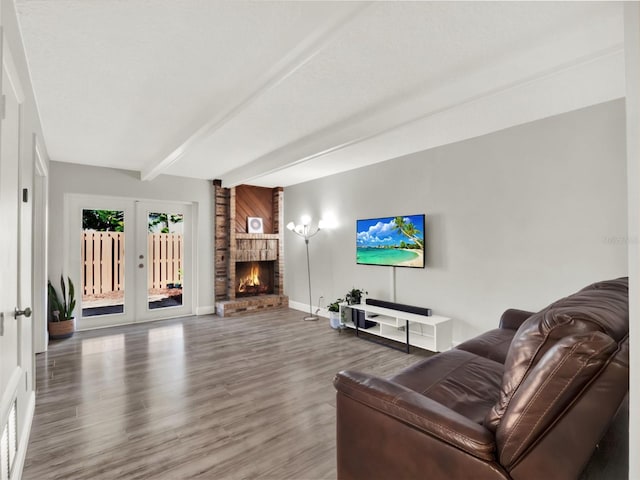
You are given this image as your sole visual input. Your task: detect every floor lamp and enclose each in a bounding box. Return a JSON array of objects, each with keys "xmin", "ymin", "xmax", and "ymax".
[{"xmin": 287, "ymin": 216, "xmax": 325, "ymax": 321}]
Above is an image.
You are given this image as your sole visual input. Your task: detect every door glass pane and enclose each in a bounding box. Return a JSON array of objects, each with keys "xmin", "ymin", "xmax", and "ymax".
[
  {"xmin": 147, "ymin": 212, "xmax": 184, "ymax": 309},
  {"xmin": 81, "ymin": 209, "xmax": 125, "ymax": 316}
]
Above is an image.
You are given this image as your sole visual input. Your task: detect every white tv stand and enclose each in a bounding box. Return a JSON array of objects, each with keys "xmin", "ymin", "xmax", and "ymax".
[{"xmin": 339, "ymin": 303, "xmax": 452, "ymax": 353}]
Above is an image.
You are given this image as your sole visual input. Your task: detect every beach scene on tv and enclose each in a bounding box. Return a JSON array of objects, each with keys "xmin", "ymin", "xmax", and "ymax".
[{"xmin": 356, "ymin": 215, "xmax": 425, "ymax": 268}]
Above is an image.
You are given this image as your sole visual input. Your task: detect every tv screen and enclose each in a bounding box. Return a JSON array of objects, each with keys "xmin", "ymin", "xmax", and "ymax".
[{"xmin": 356, "ymin": 214, "xmax": 425, "ymax": 268}]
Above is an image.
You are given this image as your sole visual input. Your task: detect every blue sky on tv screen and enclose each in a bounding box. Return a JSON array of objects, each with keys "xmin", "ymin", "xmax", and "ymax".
[{"xmin": 356, "ymin": 215, "xmax": 424, "ymax": 248}]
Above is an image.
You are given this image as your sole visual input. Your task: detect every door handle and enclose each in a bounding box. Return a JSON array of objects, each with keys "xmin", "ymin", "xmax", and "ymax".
[{"xmin": 14, "ymin": 307, "xmax": 32, "ymax": 318}]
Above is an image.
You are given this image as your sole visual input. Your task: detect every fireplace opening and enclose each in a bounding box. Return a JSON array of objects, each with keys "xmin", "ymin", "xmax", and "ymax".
[{"xmin": 236, "ymin": 261, "xmax": 275, "ymax": 297}]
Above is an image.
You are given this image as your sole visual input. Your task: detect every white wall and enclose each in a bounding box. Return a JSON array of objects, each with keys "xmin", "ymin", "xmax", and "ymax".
[
  {"xmin": 1, "ymin": 1, "xmax": 48, "ymax": 162},
  {"xmin": 284, "ymin": 99, "xmax": 628, "ymax": 343},
  {"xmin": 48, "ymin": 161, "xmax": 215, "ymax": 318},
  {"xmin": 624, "ymin": 3, "xmax": 639, "ymax": 478}
]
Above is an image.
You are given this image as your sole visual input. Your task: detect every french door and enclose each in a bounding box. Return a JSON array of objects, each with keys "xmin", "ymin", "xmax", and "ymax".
[
  {"xmin": 68, "ymin": 195, "xmax": 193, "ymax": 329},
  {"xmin": 134, "ymin": 201, "xmax": 192, "ymax": 322}
]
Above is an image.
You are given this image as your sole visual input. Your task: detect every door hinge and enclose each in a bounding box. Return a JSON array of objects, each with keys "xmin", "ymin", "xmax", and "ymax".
[{"xmin": 0, "ymin": 312, "xmax": 4, "ymax": 335}]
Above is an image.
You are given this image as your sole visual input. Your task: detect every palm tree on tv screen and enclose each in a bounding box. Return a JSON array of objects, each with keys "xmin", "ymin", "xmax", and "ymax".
[{"xmin": 392, "ymin": 216, "xmax": 424, "ymax": 249}]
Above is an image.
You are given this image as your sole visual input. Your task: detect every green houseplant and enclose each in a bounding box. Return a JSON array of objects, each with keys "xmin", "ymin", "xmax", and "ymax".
[
  {"xmin": 345, "ymin": 287, "xmax": 367, "ymax": 305},
  {"xmin": 328, "ymin": 298, "xmax": 343, "ymax": 329},
  {"xmin": 48, "ymin": 275, "xmax": 76, "ymax": 339},
  {"xmin": 345, "ymin": 287, "xmax": 368, "ymax": 329}
]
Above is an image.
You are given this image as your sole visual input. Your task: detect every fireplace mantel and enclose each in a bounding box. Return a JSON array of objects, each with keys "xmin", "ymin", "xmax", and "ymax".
[
  {"xmin": 236, "ymin": 233, "xmax": 279, "ymax": 239},
  {"xmin": 235, "ymin": 233, "xmax": 279, "ymax": 262}
]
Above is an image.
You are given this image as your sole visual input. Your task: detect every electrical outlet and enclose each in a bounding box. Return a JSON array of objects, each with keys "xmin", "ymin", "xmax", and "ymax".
[{"xmin": 315, "ymin": 296, "xmax": 325, "ymax": 314}]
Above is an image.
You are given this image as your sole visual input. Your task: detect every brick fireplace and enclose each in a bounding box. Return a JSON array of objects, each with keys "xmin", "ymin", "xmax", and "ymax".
[{"xmin": 213, "ymin": 181, "xmax": 288, "ymax": 316}]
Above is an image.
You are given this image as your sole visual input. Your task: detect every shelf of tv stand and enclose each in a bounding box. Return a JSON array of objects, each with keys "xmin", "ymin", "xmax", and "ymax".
[{"xmin": 339, "ymin": 303, "xmax": 452, "ymax": 353}]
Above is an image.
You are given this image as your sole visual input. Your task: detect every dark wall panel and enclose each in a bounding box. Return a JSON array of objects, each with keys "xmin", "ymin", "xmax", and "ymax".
[{"xmin": 235, "ymin": 185, "xmax": 274, "ymax": 233}]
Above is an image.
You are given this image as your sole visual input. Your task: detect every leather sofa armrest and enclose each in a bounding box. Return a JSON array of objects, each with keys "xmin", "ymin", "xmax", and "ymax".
[
  {"xmin": 334, "ymin": 370, "xmax": 496, "ymax": 461},
  {"xmin": 498, "ymin": 309, "xmax": 534, "ymax": 330}
]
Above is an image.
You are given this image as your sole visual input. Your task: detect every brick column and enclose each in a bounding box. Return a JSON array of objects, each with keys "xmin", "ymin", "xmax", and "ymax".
[
  {"xmin": 213, "ymin": 180, "xmax": 229, "ymax": 302},
  {"xmin": 273, "ymin": 187, "xmax": 284, "ymax": 295},
  {"xmin": 228, "ymin": 187, "xmax": 237, "ymax": 300}
]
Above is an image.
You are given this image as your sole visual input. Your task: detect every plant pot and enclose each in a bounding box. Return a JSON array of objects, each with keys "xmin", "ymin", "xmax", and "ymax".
[
  {"xmin": 48, "ymin": 317, "xmax": 75, "ymax": 340},
  {"xmin": 329, "ymin": 311, "xmax": 341, "ymax": 329}
]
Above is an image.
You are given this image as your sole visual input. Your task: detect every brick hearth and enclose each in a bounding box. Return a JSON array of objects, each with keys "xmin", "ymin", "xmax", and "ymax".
[{"xmin": 215, "ymin": 294, "xmax": 288, "ymax": 317}]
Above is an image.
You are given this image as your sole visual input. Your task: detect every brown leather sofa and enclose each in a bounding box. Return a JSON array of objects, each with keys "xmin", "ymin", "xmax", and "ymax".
[{"xmin": 334, "ymin": 277, "xmax": 628, "ymax": 480}]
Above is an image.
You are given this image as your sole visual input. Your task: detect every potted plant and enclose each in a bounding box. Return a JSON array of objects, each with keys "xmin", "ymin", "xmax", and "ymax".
[
  {"xmin": 328, "ymin": 298, "xmax": 344, "ymax": 329},
  {"xmin": 345, "ymin": 287, "xmax": 367, "ymax": 305},
  {"xmin": 346, "ymin": 287, "xmax": 373, "ymax": 328},
  {"xmin": 48, "ymin": 275, "xmax": 76, "ymax": 339}
]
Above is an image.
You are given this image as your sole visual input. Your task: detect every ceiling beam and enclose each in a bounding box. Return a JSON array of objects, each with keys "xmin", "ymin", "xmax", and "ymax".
[
  {"xmin": 220, "ymin": 44, "xmax": 624, "ymax": 188},
  {"xmin": 140, "ymin": 2, "xmax": 371, "ymax": 181}
]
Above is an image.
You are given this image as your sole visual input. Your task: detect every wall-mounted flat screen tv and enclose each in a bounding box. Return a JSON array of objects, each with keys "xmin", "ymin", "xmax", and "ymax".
[{"xmin": 356, "ymin": 214, "xmax": 425, "ymax": 268}]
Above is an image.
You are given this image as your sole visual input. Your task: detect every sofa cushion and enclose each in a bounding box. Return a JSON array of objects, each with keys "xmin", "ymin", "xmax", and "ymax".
[
  {"xmin": 390, "ymin": 349, "xmax": 504, "ymax": 424},
  {"xmin": 498, "ymin": 309, "xmax": 535, "ymax": 330},
  {"xmin": 456, "ymin": 328, "xmax": 517, "ymax": 364},
  {"xmin": 495, "ymin": 331, "xmax": 618, "ymax": 468},
  {"xmin": 485, "ymin": 277, "xmax": 628, "ymax": 431}
]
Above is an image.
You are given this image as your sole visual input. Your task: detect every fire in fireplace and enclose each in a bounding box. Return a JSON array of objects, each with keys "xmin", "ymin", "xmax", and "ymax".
[{"xmin": 236, "ymin": 261, "xmax": 274, "ymax": 297}]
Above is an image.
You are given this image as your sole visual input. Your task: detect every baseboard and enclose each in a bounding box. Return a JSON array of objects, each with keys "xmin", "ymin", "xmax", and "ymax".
[
  {"xmin": 196, "ymin": 306, "xmax": 216, "ymax": 316},
  {"xmin": 13, "ymin": 390, "xmax": 35, "ymax": 480},
  {"xmin": 289, "ymin": 301, "xmax": 328, "ymax": 318}
]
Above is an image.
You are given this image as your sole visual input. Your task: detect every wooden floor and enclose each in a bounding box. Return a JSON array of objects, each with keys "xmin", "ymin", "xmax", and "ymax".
[
  {"xmin": 23, "ymin": 308, "xmax": 627, "ymax": 480},
  {"xmin": 23, "ymin": 309, "xmax": 428, "ymax": 479}
]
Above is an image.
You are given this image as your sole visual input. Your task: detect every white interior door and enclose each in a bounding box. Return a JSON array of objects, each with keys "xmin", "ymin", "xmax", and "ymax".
[
  {"xmin": 0, "ymin": 36, "xmax": 34, "ymax": 480},
  {"xmin": 135, "ymin": 201, "xmax": 193, "ymax": 322}
]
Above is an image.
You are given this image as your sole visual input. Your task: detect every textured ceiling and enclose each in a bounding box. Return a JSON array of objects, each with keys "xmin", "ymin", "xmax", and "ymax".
[{"xmin": 16, "ymin": 1, "xmax": 624, "ymax": 187}]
